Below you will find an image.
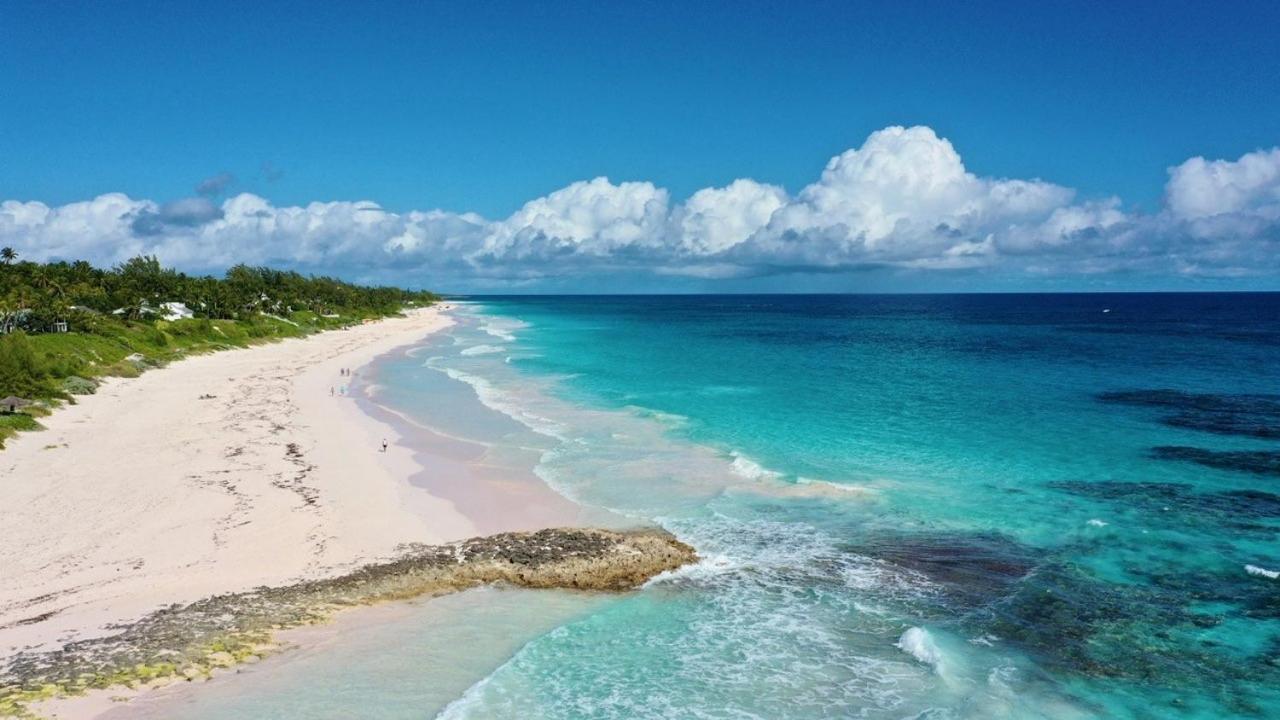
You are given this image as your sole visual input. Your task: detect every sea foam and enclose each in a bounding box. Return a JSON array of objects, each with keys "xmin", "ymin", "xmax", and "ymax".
[
  {"xmin": 1245, "ymin": 564, "xmax": 1279, "ymax": 579},
  {"xmin": 460, "ymin": 344, "xmax": 505, "ymax": 356},
  {"xmin": 729, "ymin": 450, "xmax": 785, "ymax": 482},
  {"xmin": 897, "ymin": 627, "xmax": 945, "ymax": 669}
]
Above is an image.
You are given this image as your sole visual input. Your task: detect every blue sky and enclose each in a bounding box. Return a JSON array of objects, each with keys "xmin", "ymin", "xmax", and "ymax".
[{"xmin": 2, "ymin": 1, "xmax": 1279, "ymax": 291}]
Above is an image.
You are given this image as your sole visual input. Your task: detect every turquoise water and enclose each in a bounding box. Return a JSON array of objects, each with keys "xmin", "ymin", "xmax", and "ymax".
[
  {"xmin": 432, "ymin": 295, "xmax": 1280, "ymax": 719},
  {"xmin": 149, "ymin": 294, "xmax": 1280, "ymax": 719}
]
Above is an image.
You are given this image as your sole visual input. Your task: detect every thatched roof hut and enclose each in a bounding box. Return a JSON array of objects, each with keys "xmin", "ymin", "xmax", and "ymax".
[{"xmin": 1, "ymin": 396, "xmax": 33, "ymax": 414}]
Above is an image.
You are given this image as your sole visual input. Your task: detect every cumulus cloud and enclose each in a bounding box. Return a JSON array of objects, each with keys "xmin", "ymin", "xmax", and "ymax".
[
  {"xmin": 677, "ymin": 179, "xmax": 787, "ymax": 255},
  {"xmin": 2, "ymin": 126, "xmax": 1279, "ymax": 287},
  {"xmin": 770, "ymin": 126, "xmax": 1073, "ymax": 248},
  {"xmin": 1165, "ymin": 148, "xmax": 1280, "ymax": 220}
]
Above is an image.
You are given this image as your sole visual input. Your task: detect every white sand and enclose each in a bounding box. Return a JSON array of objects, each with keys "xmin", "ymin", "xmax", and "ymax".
[{"xmin": 0, "ymin": 306, "xmax": 476, "ymax": 661}]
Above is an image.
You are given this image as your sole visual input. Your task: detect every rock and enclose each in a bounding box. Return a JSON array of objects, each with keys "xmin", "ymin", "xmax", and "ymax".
[
  {"xmin": 0, "ymin": 527, "xmax": 696, "ymax": 717},
  {"xmin": 206, "ymin": 652, "xmax": 235, "ymax": 668}
]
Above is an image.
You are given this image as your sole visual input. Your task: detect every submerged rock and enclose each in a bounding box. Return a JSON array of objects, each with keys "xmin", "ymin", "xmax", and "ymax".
[
  {"xmin": 1049, "ymin": 480, "xmax": 1280, "ymax": 523},
  {"xmin": 0, "ymin": 527, "xmax": 695, "ymax": 717},
  {"xmin": 1098, "ymin": 389, "xmax": 1280, "ymax": 440},
  {"xmin": 1150, "ymin": 446, "xmax": 1280, "ymax": 477},
  {"xmin": 850, "ymin": 531, "xmax": 1039, "ymax": 612}
]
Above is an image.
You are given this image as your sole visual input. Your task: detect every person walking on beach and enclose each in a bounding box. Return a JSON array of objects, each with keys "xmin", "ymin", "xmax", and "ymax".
[{"xmin": 381, "ymin": 439, "xmax": 388, "ymax": 453}]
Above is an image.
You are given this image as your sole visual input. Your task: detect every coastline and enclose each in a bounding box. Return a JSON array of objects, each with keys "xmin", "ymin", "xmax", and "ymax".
[
  {"xmin": 2, "ymin": 303, "xmax": 685, "ymax": 719},
  {"xmin": 1, "ymin": 307, "xmax": 468, "ymax": 660},
  {"xmin": 14, "ymin": 528, "xmax": 694, "ymax": 719},
  {"xmin": 352, "ymin": 347, "xmax": 595, "ymax": 536}
]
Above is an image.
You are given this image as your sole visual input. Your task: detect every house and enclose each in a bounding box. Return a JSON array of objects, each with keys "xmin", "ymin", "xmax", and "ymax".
[
  {"xmin": 1, "ymin": 309, "xmax": 33, "ymax": 334},
  {"xmin": 1, "ymin": 310, "xmax": 69, "ymax": 334},
  {"xmin": 160, "ymin": 302, "xmax": 194, "ymax": 320},
  {"xmin": 111, "ymin": 301, "xmax": 193, "ymax": 320}
]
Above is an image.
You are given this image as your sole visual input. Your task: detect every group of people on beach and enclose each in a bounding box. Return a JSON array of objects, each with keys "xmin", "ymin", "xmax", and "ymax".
[
  {"xmin": 330, "ymin": 367, "xmax": 353, "ymax": 397},
  {"xmin": 329, "ymin": 367, "xmax": 386, "ymax": 453}
]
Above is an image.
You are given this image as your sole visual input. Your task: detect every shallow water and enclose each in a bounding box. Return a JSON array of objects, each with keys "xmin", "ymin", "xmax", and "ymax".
[
  {"xmin": 148, "ymin": 294, "xmax": 1280, "ymax": 719},
  {"xmin": 106, "ymin": 588, "xmax": 610, "ymax": 720}
]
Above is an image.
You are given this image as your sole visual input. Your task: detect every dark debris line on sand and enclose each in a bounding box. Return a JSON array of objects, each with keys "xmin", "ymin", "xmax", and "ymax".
[{"xmin": 0, "ymin": 528, "xmax": 696, "ymax": 718}]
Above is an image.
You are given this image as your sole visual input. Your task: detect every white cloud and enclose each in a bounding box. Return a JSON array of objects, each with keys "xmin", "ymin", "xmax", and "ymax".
[
  {"xmin": 2, "ymin": 126, "xmax": 1279, "ymax": 286},
  {"xmin": 506, "ymin": 177, "xmax": 667, "ymax": 245},
  {"xmin": 1165, "ymin": 147, "xmax": 1280, "ymax": 219},
  {"xmin": 767, "ymin": 126, "xmax": 1073, "ymax": 249},
  {"xmin": 677, "ymin": 179, "xmax": 787, "ymax": 254},
  {"xmin": 1, "ymin": 193, "xmax": 149, "ymax": 264}
]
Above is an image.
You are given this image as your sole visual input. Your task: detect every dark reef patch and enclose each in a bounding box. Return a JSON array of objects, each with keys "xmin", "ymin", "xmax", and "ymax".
[
  {"xmin": 1049, "ymin": 480, "xmax": 1280, "ymax": 524},
  {"xmin": 1098, "ymin": 389, "xmax": 1280, "ymax": 440},
  {"xmin": 850, "ymin": 532, "xmax": 1039, "ymax": 611},
  {"xmin": 1151, "ymin": 446, "xmax": 1280, "ymax": 477},
  {"xmin": 975, "ymin": 562, "xmax": 1279, "ymax": 691}
]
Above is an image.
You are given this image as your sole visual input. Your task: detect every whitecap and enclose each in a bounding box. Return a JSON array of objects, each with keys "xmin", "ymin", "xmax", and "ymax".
[
  {"xmin": 1086, "ymin": 518, "xmax": 1108, "ymax": 527},
  {"xmin": 794, "ymin": 476, "xmax": 875, "ymax": 498},
  {"xmin": 477, "ymin": 317, "xmax": 527, "ymax": 342},
  {"xmin": 1245, "ymin": 564, "xmax": 1279, "ymax": 579},
  {"xmin": 897, "ymin": 626, "xmax": 945, "ymax": 669},
  {"xmin": 460, "ymin": 344, "xmax": 505, "ymax": 356},
  {"xmin": 643, "ymin": 553, "xmax": 738, "ymax": 588},
  {"xmin": 625, "ymin": 405, "xmax": 690, "ymax": 428},
  {"xmin": 428, "ymin": 360, "xmax": 568, "ymax": 441},
  {"xmin": 729, "ymin": 450, "xmax": 785, "ymax": 482}
]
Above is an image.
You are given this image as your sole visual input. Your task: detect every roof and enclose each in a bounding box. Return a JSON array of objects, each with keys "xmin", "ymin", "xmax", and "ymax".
[{"xmin": 0, "ymin": 396, "xmax": 33, "ymax": 406}]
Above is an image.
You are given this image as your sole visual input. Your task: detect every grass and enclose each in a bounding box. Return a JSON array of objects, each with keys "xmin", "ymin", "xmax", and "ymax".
[{"xmin": 0, "ymin": 413, "xmax": 42, "ymax": 448}]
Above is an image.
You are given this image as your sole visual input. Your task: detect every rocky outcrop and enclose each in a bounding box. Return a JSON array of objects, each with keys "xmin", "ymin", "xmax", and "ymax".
[{"xmin": 0, "ymin": 528, "xmax": 695, "ymax": 717}]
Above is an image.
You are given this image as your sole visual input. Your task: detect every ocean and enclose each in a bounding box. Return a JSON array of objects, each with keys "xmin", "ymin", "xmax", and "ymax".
[{"xmin": 142, "ymin": 294, "xmax": 1280, "ymax": 719}]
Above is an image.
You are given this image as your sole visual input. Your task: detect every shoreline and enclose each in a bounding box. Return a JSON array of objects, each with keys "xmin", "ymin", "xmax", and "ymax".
[
  {"xmin": 9, "ymin": 528, "xmax": 694, "ymax": 719},
  {"xmin": 352, "ymin": 343, "xmax": 598, "ymax": 536},
  {"xmin": 0, "ymin": 302, "xmax": 695, "ymax": 719},
  {"xmin": 1, "ymin": 303, "xmax": 685, "ymax": 719},
  {"xmin": 2, "ymin": 307, "xmax": 463, "ymax": 670}
]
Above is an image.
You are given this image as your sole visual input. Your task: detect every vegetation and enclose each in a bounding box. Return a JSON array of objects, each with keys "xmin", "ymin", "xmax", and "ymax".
[{"xmin": 0, "ymin": 251, "xmax": 437, "ymax": 447}]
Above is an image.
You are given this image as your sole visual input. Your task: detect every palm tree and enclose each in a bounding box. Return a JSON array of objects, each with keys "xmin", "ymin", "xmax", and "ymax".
[{"xmin": 0, "ymin": 247, "xmax": 16, "ymax": 265}]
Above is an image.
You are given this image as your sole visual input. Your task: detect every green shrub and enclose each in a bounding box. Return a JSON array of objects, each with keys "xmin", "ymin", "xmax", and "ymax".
[
  {"xmin": 168, "ymin": 318, "xmax": 214, "ymax": 337},
  {"xmin": 143, "ymin": 326, "xmax": 169, "ymax": 347},
  {"xmin": 0, "ymin": 413, "xmax": 41, "ymax": 448},
  {"xmin": 63, "ymin": 376, "xmax": 98, "ymax": 395},
  {"xmin": 102, "ymin": 360, "xmax": 141, "ymax": 378},
  {"xmin": 245, "ymin": 322, "xmax": 273, "ymax": 338},
  {"xmin": 0, "ymin": 331, "xmax": 49, "ymax": 397}
]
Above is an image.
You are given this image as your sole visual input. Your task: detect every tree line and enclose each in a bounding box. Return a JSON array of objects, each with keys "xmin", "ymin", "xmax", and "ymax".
[
  {"xmin": 1, "ymin": 249, "xmax": 437, "ymax": 333},
  {"xmin": 0, "ymin": 249, "xmax": 439, "ymax": 415}
]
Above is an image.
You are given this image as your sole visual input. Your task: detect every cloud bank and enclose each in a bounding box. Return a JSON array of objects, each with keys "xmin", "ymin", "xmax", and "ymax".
[{"xmin": 3, "ymin": 126, "xmax": 1279, "ymax": 289}]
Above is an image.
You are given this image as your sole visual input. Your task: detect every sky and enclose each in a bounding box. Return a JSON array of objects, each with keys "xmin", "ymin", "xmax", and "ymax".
[{"xmin": 2, "ymin": 0, "xmax": 1279, "ymax": 293}]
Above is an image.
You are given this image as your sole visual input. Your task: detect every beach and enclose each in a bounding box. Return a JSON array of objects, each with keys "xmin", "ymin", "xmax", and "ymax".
[
  {"xmin": 4, "ymin": 295, "xmax": 1279, "ymax": 720},
  {"xmin": 0, "ymin": 307, "xmax": 476, "ymax": 661}
]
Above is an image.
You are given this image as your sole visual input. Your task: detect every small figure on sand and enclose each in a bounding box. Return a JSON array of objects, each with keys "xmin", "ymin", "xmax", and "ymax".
[
  {"xmin": 381, "ymin": 439, "xmax": 388, "ymax": 453},
  {"xmin": 330, "ymin": 386, "xmax": 334, "ymax": 396}
]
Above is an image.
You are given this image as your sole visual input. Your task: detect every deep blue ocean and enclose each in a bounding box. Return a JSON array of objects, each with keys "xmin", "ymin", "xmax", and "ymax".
[{"xmin": 144, "ymin": 293, "xmax": 1280, "ymax": 719}]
